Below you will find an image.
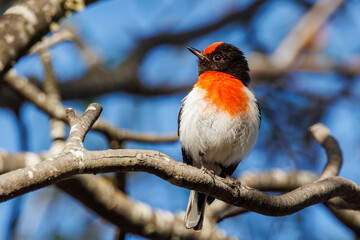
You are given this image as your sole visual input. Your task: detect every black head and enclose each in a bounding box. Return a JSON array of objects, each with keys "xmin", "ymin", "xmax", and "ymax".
[{"xmin": 187, "ymin": 42, "xmax": 250, "ymax": 86}]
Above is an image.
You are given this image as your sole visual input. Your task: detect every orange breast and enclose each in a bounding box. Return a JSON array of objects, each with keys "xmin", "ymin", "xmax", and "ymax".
[{"xmin": 195, "ymin": 71, "xmax": 249, "ymax": 116}]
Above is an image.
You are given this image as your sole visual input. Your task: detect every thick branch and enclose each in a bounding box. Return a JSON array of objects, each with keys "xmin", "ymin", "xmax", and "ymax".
[
  {"xmin": 0, "ymin": 151, "xmax": 236, "ymax": 240},
  {"xmin": 1, "ymin": 147, "xmax": 360, "ymax": 215},
  {"xmin": 207, "ymin": 169, "xmax": 318, "ymax": 222},
  {"xmin": 0, "ymin": 0, "xmax": 100, "ymax": 77},
  {"xmin": 1, "ymin": 103, "xmax": 358, "ymax": 239},
  {"xmin": 216, "ymin": 169, "xmax": 360, "ymax": 236},
  {"xmin": 1, "ymin": 103, "xmax": 359, "ymax": 217},
  {"xmin": 0, "ymin": 0, "xmax": 66, "ymax": 76},
  {"xmin": 0, "ymin": 151, "xmax": 43, "ymax": 173},
  {"xmin": 1, "ymin": 150, "xmax": 359, "ymax": 236}
]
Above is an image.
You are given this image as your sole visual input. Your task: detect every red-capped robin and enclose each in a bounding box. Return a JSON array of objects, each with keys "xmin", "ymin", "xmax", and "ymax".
[{"xmin": 178, "ymin": 42, "xmax": 261, "ymax": 230}]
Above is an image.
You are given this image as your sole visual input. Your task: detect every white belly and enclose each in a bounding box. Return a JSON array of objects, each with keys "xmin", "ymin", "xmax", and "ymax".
[{"xmin": 179, "ymin": 87, "xmax": 259, "ymax": 175}]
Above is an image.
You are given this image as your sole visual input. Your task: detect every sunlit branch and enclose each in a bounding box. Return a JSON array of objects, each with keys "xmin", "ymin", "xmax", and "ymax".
[
  {"xmin": 0, "ymin": 0, "xmax": 100, "ymax": 78},
  {"xmin": 0, "ymin": 103, "xmax": 359, "ymax": 218}
]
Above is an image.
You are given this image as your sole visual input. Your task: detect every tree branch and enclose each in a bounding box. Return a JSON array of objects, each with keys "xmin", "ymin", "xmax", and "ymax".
[
  {"xmin": 32, "ymin": 59, "xmax": 230, "ymax": 240},
  {"xmin": 0, "ymin": 0, "xmax": 100, "ymax": 77},
  {"xmin": 213, "ymin": 123, "xmax": 360, "ymax": 235},
  {"xmin": 212, "ymin": 122, "xmax": 343, "ymax": 219},
  {"xmin": 2, "ymin": 148, "xmax": 359, "ymax": 237},
  {"xmin": 2, "ymin": 149, "xmax": 359, "ymax": 213},
  {"xmin": 0, "ymin": 101, "xmax": 235, "ymax": 240},
  {"xmin": 309, "ymin": 123, "xmax": 342, "ymax": 179},
  {"xmin": 0, "ymin": 151, "xmax": 236, "ymax": 240},
  {"xmin": 3, "ymin": 69, "xmax": 178, "ymax": 143},
  {"xmin": 57, "ymin": 174, "xmax": 236, "ymax": 240},
  {"xmin": 29, "ymin": 28, "xmax": 74, "ymax": 54},
  {"xmin": 0, "ymin": 103, "xmax": 359, "ymax": 219},
  {"xmin": 215, "ymin": 169, "xmax": 360, "ymax": 236},
  {"xmin": 0, "ymin": 0, "xmax": 66, "ymax": 76},
  {"xmin": 40, "ymin": 50, "xmax": 66, "ymax": 154}
]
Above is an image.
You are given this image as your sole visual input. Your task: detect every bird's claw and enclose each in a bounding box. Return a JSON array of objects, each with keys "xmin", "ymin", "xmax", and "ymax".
[
  {"xmin": 201, "ymin": 166, "xmax": 216, "ymax": 183},
  {"xmin": 225, "ymin": 176, "xmax": 241, "ymax": 195}
]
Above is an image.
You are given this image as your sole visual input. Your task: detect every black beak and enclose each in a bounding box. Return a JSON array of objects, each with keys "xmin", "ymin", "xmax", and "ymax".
[{"xmin": 187, "ymin": 46, "xmax": 209, "ymax": 61}]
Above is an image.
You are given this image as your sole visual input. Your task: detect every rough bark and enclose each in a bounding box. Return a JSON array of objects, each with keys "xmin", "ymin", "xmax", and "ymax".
[{"xmin": 0, "ymin": 0, "xmax": 66, "ymax": 76}]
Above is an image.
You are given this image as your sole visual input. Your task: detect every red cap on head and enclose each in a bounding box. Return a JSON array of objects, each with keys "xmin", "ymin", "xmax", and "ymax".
[{"xmin": 203, "ymin": 42, "xmax": 223, "ymax": 55}]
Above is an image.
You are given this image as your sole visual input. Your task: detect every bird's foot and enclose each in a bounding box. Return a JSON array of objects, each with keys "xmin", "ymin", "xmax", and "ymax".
[
  {"xmin": 201, "ymin": 166, "xmax": 216, "ymax": 183},
  {"xmin": 225, "ymin": 176, "xmax": 241, "ymax": 196}
]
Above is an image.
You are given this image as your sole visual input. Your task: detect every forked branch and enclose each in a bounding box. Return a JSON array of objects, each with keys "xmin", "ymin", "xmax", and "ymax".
[{"xmin": 0, "ymin": 103, "xmax": 359, "ymax": 218}]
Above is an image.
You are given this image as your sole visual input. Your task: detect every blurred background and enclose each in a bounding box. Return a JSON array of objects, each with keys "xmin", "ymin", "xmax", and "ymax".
[{"xmin": 1, "ymin": 0, "xmax": 360, "ymax": 239}]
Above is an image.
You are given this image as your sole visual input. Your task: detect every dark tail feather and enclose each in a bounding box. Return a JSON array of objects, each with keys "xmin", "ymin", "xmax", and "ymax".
[
  {"xmin": 207, "ymin": 195, "xmax": 215, "ymax": 205},
  {"xmin": 184, "ymin": 191, "xmax": 207, "ymax": 230}
]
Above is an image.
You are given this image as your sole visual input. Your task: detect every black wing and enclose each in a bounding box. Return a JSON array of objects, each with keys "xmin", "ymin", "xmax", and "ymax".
[
  {"xmin": 177, "ymin": 104, "xmax": 183, "ymax": 136},
  {"xmin": 256, "ymin": 100, "xmax": 261, "ymax": 130},
  {"xmin": 178, "ymin": 103, "xmax": 193, "ymax": 166},
  {"xmin": 181, "ymin": 147, "xmax": 193, "ymax": 166}
]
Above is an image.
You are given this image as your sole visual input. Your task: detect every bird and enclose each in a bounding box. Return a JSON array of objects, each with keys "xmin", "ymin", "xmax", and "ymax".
[{"xmin": 178, "ymin": 42, "xmax": 261, "ymax": 230}]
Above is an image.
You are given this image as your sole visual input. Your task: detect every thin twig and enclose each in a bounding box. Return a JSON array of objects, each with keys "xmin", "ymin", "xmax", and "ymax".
[
  {"xmin": 29, "ymin": 29, "xmax": 74, "ymax": 54},
  {"xmin": 3, "ymin": 69, "xmax": 178, "ymax": 143}
]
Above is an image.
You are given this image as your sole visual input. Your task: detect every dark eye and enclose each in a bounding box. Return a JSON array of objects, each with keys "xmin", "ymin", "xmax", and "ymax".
[{"xmin": 213, "ymin": 54, "xmax": 222, "ymax": 61}]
